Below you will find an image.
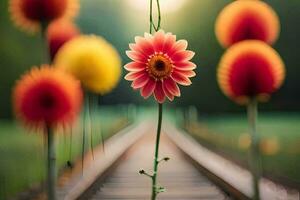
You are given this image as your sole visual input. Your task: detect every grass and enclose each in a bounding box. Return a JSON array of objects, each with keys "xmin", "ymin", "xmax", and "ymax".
[
  {"xmin": 0, "ymin": 107, "xmax": 130, "ymax": 199},
  {"xmin": 185, "ymin": 112, "xmax": 300, "ymax": 187}
]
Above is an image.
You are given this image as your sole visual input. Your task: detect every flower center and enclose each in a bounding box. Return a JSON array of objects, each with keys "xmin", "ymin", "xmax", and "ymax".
[
  {"xmin": 147, "ymin": 54, "xmax": 173, "ymax": 80},
  {"xmin": 40, "ymin": 94, "xmax": 55, "ymax": 109}
]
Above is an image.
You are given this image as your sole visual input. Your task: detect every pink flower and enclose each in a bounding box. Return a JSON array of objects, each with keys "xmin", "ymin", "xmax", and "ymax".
[{"xmin": 124, "ymin": 30, "xmax": 196, "ymax": 103}]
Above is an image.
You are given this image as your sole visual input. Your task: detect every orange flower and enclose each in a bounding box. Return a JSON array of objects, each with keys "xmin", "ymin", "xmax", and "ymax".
[
  {"xmin": 215, "ymin": 0, "xmax": 280, "ymax": 48},
  {"xmin": 9, "ymin": 0, "xmax": 79, "ymax": 33},
  {"xmin": 217, "ymin": 40, "xmax": 285, "ymax": 104},
  {"xmin": 13, "ymin": 65, "xmax": 83, "ymax": 129},
  {"xmin": 47, "ymin": 20, "xmax": 80, "ymax": 61}
]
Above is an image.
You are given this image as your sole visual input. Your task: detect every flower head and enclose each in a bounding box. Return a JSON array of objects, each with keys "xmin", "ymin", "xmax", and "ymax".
[
  {"xmin": 54, "ymin": 35, "xmax": 122, "ymax": 94},
  {"xmin": 47, "ymin": 20, "xmax": 80, "ymax": 61},
  {"xmin": 13, "ymin": 65, "xmax": 83, "ymax": 129},
  {"xmin": 217, "ymin": 40, "xmax": 285, "ymax": 104},
  {"xmin": 9, "ymin": 0, "xmax": 79, "ymax": 33},
  {"xmin": 124, "ymin": 30, "xmax": 196, "ymax": 103},
  {"xmin": 215, "ymin": 0, "xmax": 280, "ymax": 48}
]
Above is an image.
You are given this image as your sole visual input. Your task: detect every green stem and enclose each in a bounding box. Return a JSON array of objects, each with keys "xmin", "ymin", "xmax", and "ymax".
[
  {"xmin": 155, "ymin": 0, "xmax": 161, "ymax": 31},
  {"xmin": 69, "ymin": 127, "xmax": 73, "ymax": 160},
  {"xmin": 149, "ymin": 0, "xmax": 161, "ymax": 33},
  {"xmin": 247, "ymin": 99, "xmax": 261, "ymax": 200},
  {"xmin": 97, "ymin": 96, "xmax": 105, "ymax": 152},
  {"xmin": 149, "ymin": 0, "xmax": 153, "ymax": 33},
  {"xmin": 41, "ymin": 22, "xmax": 50, "ymax": 64},
  {"xmin": 81, "ymin": 93, "xmax": 88, "ymax": 174},
  {"xmin": 88, "ymin": 93, "xmax": 94, "ymax": 160},
  {"xmin": 151, "ymin": 103, "xmax": 163, "ymax": 200},
  {"xmin": 46, "ymin": 126, "xmax": 56, "ymax": 200},
  {"xmin": 67, "ymin": 126, "xmax": 73, "ymax": 168},
  {"xmin": 42, "ymin": 20, "xmax": 56, "ymax": 200},
  {"xmin": 41, "ymin": 19, "xmax": 58, "ymax": 200}
]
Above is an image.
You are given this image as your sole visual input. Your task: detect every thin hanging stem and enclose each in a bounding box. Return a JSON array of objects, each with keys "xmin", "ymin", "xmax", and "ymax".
[
  {"xmin": 46, "ymin": 125, "xmax": 56, "ymax": 200},
  {"xmin": 88, "ymin": 93, "xmax": 95, "ymax": 160},
  {"xmin": 149, "ymin": 0, "xmax": 162, "ymax": 33},
  {"xmin": 81, "ymin": 94, "xmax": 88, "ymax": 175},
  {"xmin": 100, "ymin": 124, "xmax": 105, "ymax": 153},
  {"xmin": 247, "ymin": 99, "xmax": 261, "ymax": 200},
  {"xmin": 97, "ymin": 96, "xmax": 105, "ymax": 152},
  {"xmin": 149, "ymin": 0, "xmax": 153, "ymax": 33},
  {"xmin": 151, "ymin": 103, "xmax": 163, "ymax": 200},
  {"xmin": 67, "ymin": 126, "xmax": 73, "ymax": 168},
  {"xmin": 155, "ymin": 0, "xmax": 161, "ymax": 31}
]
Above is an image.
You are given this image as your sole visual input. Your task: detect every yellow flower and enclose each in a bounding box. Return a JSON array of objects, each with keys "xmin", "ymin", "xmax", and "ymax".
[{"xmin": 54, "ymin": 35, "xmax": 122, "ymax": 94}]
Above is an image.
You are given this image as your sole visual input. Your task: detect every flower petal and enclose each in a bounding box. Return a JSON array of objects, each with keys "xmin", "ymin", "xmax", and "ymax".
[
  {"xmin": 167, "ymin": 40, "xmax": 188, "ymax": 56},
  {"xmin": 126, "ymin": 51, "xmax": 147, "ymax": 63},
  {"xmin": 135, "ymin": 36, "xmax": 155, "ymax": 56},
  {"xmin": 154, "ymin": 81, "xmax": 166, "ymax": 103},
  {"xmin": 171, "ymin": 71, "xmax": 192, "ymax": 86},
  {"xmin": 174, "ymin": 69, "xmax": 196, "ymax": 78},
  {"xmin": 124, "ymin": 70, "xmax": 146, "ymax": 81},
  {"xmin": 153, "ymin": 30, "xmax": 166, "ymax": 52},
  {"xmin": 131, "ymin": 73, "xmax": 149, "ymax": 89},
  {"xmin": 129, "ymin": 43, "xmax": 138, "ymax": 52},
  {"xmin": 124, "ymin": 62, "xmax": 146, "ymax": 72},
  {"xmin": 141, "ymin": 78, "xmax": 156, "ymax": 99},
  {"xmin": 163, "ymin": 78, "xmax": 181, "ymax": 97},
  {"xmin": 173, "ymin": 61, "xmax": 197, "ymax": 71},
  {"xmin": 171, "ymin": 50, "xmax": 195, "ymax": 62},
  {"xmin": 163, "ymin": 33, "xmax": 176, "ymax": 53},
  {"xmin": 162, "ymin": 80, "xmax": 175, "ymax": 101},
  {"xmin": 144, "ymin": 32, "xmax": 153, "ymax": 40},
  {"xmin": 174, "ymin": 40, "xmax": 188, "ymax": 51}
]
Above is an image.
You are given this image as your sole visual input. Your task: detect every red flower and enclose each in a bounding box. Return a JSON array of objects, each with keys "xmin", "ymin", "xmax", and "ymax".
[
  {"xmin": 215, "ymin": 0, "xmax": 280, "ymax": 48},
  {"xmin": 124, "ymin": 30, "xmax": 196, "ymax": 103},
  {"xmin": 47, "ymin": 20, "xmax": 80, "ymax": 61},
  {"xmin": 9, "ymin": 0, "xmax": 79, "ymax": 33},
  {"xmin": 218, "ymin": 40, "xmax": 285, "ymax": 104},
  {"xmin": 13, "ymin": 65, "xmax": 83, "ymax": 129}
]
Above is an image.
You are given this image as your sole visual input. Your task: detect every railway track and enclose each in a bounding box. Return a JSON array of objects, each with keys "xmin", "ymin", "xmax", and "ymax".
[
  {"xmin": 87, "ymin": 133, "xmax": 229, "ymax": 200},
  {"xmin": 55, "ymin": 121, "xmax": 298, "ymax": 200}
]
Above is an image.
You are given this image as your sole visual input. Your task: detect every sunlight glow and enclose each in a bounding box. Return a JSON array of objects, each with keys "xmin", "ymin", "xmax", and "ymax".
[{"xmin": 128, "ymin": 0, "xmax": 187, "ymax": 13}]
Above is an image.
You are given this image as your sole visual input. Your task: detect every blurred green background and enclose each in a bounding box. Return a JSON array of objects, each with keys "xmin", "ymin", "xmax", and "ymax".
[
  {"xmin": 0, "ymin": 107, "xmax": 131, "ymax": 199},
  {"xmin": 1, "ymin": 0, "xmax": 300, "ymax": 118}
]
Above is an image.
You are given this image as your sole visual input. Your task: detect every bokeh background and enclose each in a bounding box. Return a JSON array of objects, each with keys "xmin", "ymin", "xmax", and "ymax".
[
  {"xmin": 0, "ymin": 0, "xmax": 300, "ymax": 199},
  {"xmin": 1, "ymin": 0, "xmax": 300, "ymax": 118}
]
